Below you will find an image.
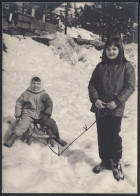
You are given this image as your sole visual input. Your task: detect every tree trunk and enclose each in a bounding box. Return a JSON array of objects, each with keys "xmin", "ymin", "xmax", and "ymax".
[{"xmin": 65, "ymin": 3, "xmax": 69, "ymax": 35}]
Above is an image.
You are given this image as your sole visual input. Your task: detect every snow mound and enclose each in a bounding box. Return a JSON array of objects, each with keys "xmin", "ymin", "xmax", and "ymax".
[
  {"xmin": 67, "ymin": 27, "xmax": 101, "ymax": 41},
  {"xmin": 124, "ymin": 43, "xmax": 138, "ymax": 85},
  {"xmin": 49, "ymin": 32, "xmax": 101, "ymax": 66},
  {"xmin": 124, "ymin": 43, "xmax": 137, "ymax": 68}
]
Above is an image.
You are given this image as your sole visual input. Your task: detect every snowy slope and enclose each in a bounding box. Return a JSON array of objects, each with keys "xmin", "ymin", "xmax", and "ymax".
[{"xmin": 2, "ymin": 33, "xmax": 137, "ymax": 193}]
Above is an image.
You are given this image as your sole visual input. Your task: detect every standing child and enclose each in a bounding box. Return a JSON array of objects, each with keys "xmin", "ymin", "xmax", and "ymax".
[
  {"xmin": 4, "ymin": 76, "xmax": 67, "ymax": 147},
  {"xmin": 88, "ymin": 37, "xmax": 135, "ymax": 181}
]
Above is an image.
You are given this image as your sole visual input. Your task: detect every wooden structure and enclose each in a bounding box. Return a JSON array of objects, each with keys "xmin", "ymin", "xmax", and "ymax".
[
  {"xmin": 2, "ymin": 2, "xmax": 59, "ymax": 36},
  {"xmin": 22, "ymin": 123, "xmax": 56, "ymax": 146}
]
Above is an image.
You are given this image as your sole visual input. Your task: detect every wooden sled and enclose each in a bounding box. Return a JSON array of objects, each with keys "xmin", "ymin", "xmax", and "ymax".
[{"xmin": 21, "ymin": 123, "xmax": 56, "ymax": 147}]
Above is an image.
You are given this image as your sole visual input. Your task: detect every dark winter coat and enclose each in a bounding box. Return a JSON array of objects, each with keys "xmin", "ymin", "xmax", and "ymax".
[
  {"xmin": 88, "ymin": 61, "xmax": 135, "ymax": 116},
  {"xmin": 15, "ymin": 89, "xmax": 53, "ymax": 119}
]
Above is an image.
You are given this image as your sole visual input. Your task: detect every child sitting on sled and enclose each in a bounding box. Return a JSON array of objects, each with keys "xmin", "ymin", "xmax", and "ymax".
[{"xmin": 4, "ymin": 75, "xmax": 67, "ymax": 148}]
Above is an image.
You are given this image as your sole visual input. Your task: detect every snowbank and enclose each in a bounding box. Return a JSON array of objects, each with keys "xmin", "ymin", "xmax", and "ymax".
[
  {"xmin": 49, "ymin": 32, "xmax": 101, "ymax": 65},
  {"xmin": 34, "ymin": 27, "xmax": 101, "ymax": 42},
  {"xmin": 67, "ymin": 27, "xmax": 101, "ymax": 41}
]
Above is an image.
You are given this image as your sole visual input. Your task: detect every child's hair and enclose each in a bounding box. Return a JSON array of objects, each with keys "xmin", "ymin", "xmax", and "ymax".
[
  {"xmin": 101, "ymin": 37, "xmax": 128, "ymax": 64},
  {"xmin": 31, "ymin": 77, "xmax": 41, "ymax": 82}
]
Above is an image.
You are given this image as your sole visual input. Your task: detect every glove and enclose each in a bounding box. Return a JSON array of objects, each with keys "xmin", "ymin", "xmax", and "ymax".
[
  {"xmin": 106, "ymin": 101, "xmax": 117, "ymax": 110},
  {"xmin": 43, "ymin": 114, "xmax": 50, "ymax": 120},
  {"xmin": 95, "ymin": 99, "xmax": 106, "ymax": 109},
  {"xmin": 41, "ymin": 114, "xmax": 50, "ymax": 127}
]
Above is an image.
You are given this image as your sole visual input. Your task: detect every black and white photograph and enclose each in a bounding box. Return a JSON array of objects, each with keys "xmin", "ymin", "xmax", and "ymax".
[{"xmin": 2, "ymin": 1, "xmax": 138, "ymax": 193}]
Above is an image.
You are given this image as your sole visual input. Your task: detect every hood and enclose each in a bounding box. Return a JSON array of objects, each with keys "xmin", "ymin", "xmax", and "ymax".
[{"xmin": 28, "ymin": 75, "xmax": 44, "ymax": 93}]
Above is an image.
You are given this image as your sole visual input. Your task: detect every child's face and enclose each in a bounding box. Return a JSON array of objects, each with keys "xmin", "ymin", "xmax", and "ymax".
[
  {"xmin": 30, "ymin": 81, "xmax": 41, "ymax": 91},
  {"xmin": 105, "ymin": 44, "xmax": 119, "ymax": 60}
]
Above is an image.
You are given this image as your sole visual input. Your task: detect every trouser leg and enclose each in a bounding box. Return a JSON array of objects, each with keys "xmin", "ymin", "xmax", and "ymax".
[
  {"xmin": 13, "ymin": 115, "xmax": 34, "ymax": 136},
  {"xmin": 40, "ymin": 117, "xmax": 60, "ymax": 138},
  {"xmin": 3, "ymin": 133, "xmax": 17, "ymax": 148},
  {"xmin": 4, "ymin": 115, "xmax": 34, "ymax": 147},
  {"xmin": 95, "ymin": 114, "xmax": 122, "ymax": 161},
  {"xmin": 109, "ymin": 115, "xmax": 122, "ymax": 161},
  {"xmin": 39, "ymin": 117, "xmax": 67, "ymax": 146}
]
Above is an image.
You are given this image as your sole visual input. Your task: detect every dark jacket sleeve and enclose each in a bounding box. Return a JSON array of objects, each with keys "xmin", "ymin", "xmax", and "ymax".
[
  {"xmin": 88, "ymin": 64, "xmax": 100, "ymax": 103},
  {"xmin": 14, "ymin": 93, "xmax": 24, "ymax": 117},
  {"xmin": 43, "ymin": 93, "xmax": 53, "ymax": 117},
  {"xmin": 115, "ymin": 62, "xmax": 135, "ymax": 105}
]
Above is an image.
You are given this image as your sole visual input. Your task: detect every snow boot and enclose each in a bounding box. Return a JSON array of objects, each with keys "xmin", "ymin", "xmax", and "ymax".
[
  {"xmin": 110, "ymin": 159, "xmax": 124, "ymax": 181},
  {"xmin": 93, "ymin": 160, "xmax": 111, "ymax": 174},
  {"xmin": 47, "ymin": 139, "xmax": 55, "ymax": 147},
  {"xmin": 57, "ymin": 138, "xmax": 67, "ymax": 146},
  {"xmin": 3, "ymin": 133, "xmax": 17, "ymax": 148},
  {"xmin": 26, "ymin": 134, "xmax": 33, "ymax": 145}
]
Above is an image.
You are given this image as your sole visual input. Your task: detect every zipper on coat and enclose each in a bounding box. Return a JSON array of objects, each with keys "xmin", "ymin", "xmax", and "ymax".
[
  {"xmin": 108, "ymin": 64, "xmax": 112, "ymax": 95},
  {"xmin": 35, "ymin": 94, "xmax": 38, "ymax": 119}
]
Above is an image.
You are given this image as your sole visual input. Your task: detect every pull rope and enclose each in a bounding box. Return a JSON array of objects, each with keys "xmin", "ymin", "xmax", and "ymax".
[
  {"xmin": 33, "ymin": 120, "xmax": 96, "ymax": 156},
  {"xmin": 58, "ymin": 120, "xmax": 96, "ymax": 156},
  {"xmin": 33, "ymin": 137, "xmax": 59, "ymax": 155},
  {"xmin": 58, "ymin": 142, "xmax": 60, "ymax": 155}
]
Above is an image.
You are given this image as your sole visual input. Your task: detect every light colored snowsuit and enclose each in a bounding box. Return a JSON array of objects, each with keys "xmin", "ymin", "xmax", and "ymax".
[{"xmin": 13, "ymin": 77, "xmax": 59, "ymax": 137}]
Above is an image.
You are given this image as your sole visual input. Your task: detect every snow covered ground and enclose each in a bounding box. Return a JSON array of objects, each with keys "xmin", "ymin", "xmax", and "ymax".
[{"xmin": 2, "ymin": 31, "xmax": 137, "ymax": 193}]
